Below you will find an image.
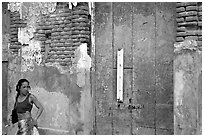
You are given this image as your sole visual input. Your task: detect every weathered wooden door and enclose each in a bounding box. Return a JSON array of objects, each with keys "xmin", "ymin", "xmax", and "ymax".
[{"xmin": 95, "ymin": 2, "xmax": 175, "ymax": 135}]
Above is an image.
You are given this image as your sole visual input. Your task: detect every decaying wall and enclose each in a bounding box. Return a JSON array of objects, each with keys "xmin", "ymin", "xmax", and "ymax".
[
  {"xmin": 176, "ymin": 2, "xmax": 202, "ymax": 50},
  {"xmin": 5, "ymin": 2, "xmax": 93, "ymax": 135},
  {"xmin": 174, "ymin": 2, "xmax": 202, "ymax": 135},
  {"xmin": 2, "ymin": 2, "xmax": 10, "ymax": 135},
  {"xmin": 174, "ymin": 40, "xmax": 202, "ymax": 135},
  {"xmin": 2, "ymin": 2, "xmax": 202, "ymax": 135}
]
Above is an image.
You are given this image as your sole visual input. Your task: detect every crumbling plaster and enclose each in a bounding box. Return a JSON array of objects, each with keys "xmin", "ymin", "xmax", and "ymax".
[
  {"xmin": 7, "ymin": 2, "xmax": 93, "ymax": 135},
  {"xmin": 174, "ymin": 40, "xmax": 202, "ymax": 135}
]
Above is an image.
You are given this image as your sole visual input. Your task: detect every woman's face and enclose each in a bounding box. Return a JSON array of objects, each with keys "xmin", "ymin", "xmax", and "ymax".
[{"xmin": 19, "ymin": 82, "xmax": 29, "ymax": 95}]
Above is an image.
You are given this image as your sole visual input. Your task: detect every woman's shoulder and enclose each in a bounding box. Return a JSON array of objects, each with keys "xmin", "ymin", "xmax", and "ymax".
[
  {"xmin": 29, "ymin": 93, "xmax": 36, "ymax": 98},
  {"xmin": 28, "ymin": 93, "xmax": 37, "ymax": 102}
]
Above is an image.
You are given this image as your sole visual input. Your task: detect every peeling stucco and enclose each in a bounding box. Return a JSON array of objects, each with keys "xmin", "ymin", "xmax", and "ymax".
[
  {"xmin": 75, "ymin": 43, "xmax": 91, "ymax": 87},
  {"xmin": 21, "ymin": 40, "xmax": 42, "ymax": 72},
  {"xmin": 7, "ymin": 43, "xmax": 93, "ymax": 135},
  {"xmin": 174, "ymin": 40, "xmax": 202, "ymax": 135}
]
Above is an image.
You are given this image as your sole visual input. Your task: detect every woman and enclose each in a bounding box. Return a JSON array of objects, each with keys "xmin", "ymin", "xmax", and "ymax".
[{"xmin": 13, "ymin": 79, "xmax": 43, "ymax": 135}]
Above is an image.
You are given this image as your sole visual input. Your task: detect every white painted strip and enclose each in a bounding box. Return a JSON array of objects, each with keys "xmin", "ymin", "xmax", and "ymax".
[{"xmin": 117, "ymin": 49, "xmax": 124, "ymax": 102}]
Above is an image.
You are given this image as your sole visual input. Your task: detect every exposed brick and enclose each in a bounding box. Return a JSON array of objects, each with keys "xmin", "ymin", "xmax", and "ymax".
[
  {"xmin": 58, "ymin": 55, "xmax": 66, "ymax": 59},
  {"xmin": 198, "ymin": 5, "xmax": 202, "ymax": 11},
  {"xmin": 176, "ymin": 37, "xmax": 184, "ymax": 42},
  {"xmin": 65, "ymin": 47, "xmax": 76, "ymax": 51},
  {"xmin": 177, "ymin": 32, "xmax": 187, "ymax": 37},
  {"xmin": 198, "ymin": 11, "xmax": 202, "ymax": 16},
  {"xmin": 198, "ymin": 16, "xmax": 202, "ymax": 21},
  {"xmin": 185, "ymin": 36, "xmax": 198, "ymax": 40},
  {"xmin": 10, "ymin": 31, "xmax": 18, "ymax": 35},
  {"xmin": 198, "ymin": 30, "xmax": 202, "ymax": 36},
  {"xmin": 57, "ymin": 47, "xmax": 66, "ymax": 51},
  {"xmin": 176, "ymin": 7, "xmax": 185, "ymax": 13},
  {"xmin": 186, "ymin": 6, "xmax": 198, "ymax": 11},
  {"xmin": 197, "ymin": 41, "xmax": 202, "ymax": 46},
  {"xmin": 176, "ymin": 2, "xmax": 186, "ymax": 7},
  {"xmin": 198, "ymin": 21, "xmax": 202, "ymax": 26},
  {"xmin": 37, "ymin": 30, "xmax": 45, "ymax": 34},
  {"xmin": 198, "ymin": 36, "xmax": 202, "ymax": 41},
  {"xmin": 178, "ymin": 21, "xmax": 198, "ymax": 27},
  {"xmin": 186, "ymin": 30, "xmax": 199, "ymax": 36},
  {"xmin": 177, "ymin": 11, "xmax": 197, "ymax": 17},
  {"xmin": 9, "ymin": 44, "xmax": 21, "ymax": 49},
  {"xmin": 185, "ymin": 16, "xmax": 198, "ymax": 22},
  {"xmin": 10, "ymin": 49, "xmax": 20, "ymax": 53},
  {"xmin": 176, "ymin": 17, "xmax": 184, "ymax": 23},
  {"xmin": 177, "ymin": 27, "xmax": 187, "ymax": 32},
  {"xmin": 185, "ymin": 2, "xmax": 197, "ymax": 6}
]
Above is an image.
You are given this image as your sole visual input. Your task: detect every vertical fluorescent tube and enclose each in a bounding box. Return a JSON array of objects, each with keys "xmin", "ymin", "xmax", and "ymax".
[{"xmin": 117, "ymin": 49, "xmax": 123, "ymax": 102}]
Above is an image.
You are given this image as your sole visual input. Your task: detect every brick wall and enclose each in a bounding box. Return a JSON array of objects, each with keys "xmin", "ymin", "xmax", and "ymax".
[
  {"xmin": 9, "ymin": 2, "xmax": 91, "ymax": 66},
  {"xmin": 176, "ymin": 2, "xmax": 202, "ymax": 50},
  {"xmin": 35, "ymin": 2, "xmax": 91, "ymax": 66},
  {"xmin": 9, "ymin": 11, "xmax": 26, "ymax": 53}
]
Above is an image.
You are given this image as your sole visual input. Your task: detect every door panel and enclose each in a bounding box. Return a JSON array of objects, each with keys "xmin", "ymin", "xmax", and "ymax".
[
  {"xmin": 132, "ymin": 127, "xmax": 155, "ymax": 135},
  {"xmin": 112, "ymin": 69, "xmax": 132, "ymax": 134},
  {"xmin": 112, "ymin": 2, "xmax": 133, "ymax": 134},
  {"xmin": 95, "ymin": 2, "xmax": 113, "ymax": 135},
  {"xmin": 95, "ymin": 2, "xmax": 175, "ymax": 135},
  {"xmin": 132, "ymin": 2, "xmax": 156, "ymax": 134},
  {"xmin": 113, "ymin": 2, "xmax": 133, "ymax": 69},
  {"xmin": 155, "ymin": 3, "xmax": 175, "ymax": 130}
]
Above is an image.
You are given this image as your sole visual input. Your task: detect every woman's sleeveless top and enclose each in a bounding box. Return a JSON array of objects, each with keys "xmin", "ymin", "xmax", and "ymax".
[{"xmin": 16, "ymin": 93, "xmax": 33, "ymax": 113}]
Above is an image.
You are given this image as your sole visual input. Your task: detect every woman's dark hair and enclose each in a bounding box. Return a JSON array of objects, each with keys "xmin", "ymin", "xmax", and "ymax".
[{"xmin": 16, "ymin": 79, "xmax": 30, "ymax": 98}]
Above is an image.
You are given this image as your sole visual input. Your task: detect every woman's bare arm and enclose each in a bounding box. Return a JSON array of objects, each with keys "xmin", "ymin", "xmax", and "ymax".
[{"xmin": 29, "ymin": 94, "xmax": 44, "ymax": 121}]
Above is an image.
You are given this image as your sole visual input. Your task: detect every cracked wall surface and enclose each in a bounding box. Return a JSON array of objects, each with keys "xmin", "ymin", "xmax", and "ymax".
[
  {"xmin": 4, "ymin": 2, "xmax": 93, "ymax": 135},
  {"xmin": 7, "ymin": 44, "xmax": 92, "ymax": 135},
  {"xmin": 174, "ymin": 40, "xmax": 202, "ymax": 135}
]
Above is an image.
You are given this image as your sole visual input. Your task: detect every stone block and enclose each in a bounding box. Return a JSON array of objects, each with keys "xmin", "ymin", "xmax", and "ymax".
[
  {"xmin": 186, "ymin": 30, "xmax": 199, "ymax": 36},
  {"xmin": 178, "ymin": 21, "xmax": 198, "ymax": 27},
  {"xmin": 176, "ymin": 17, "xmax": 184, "ymax": 23},
  {"xmin": 198, "ymin": 5, "xmax": 202, "ymax": 11},
  {"xmin": 177, "ymin": 32, "xmax": 186, "ymax": 37},
  {"xmin": 197, "ymin": 30, "xmax": 202, "ymax": 36},
  {"xmin": 177, "ymin": 11, "xmax": 197, "ymax": 17},
  {"xmin": 185, "ymin": 36, "xmax": 198, "ymax": 41},
  {"xmin": 184, "ymin": 2, "xmax": 197, "ymax": 6},
  {"xmin": 198, "ymin": 21, "xmax": 202, "ymax": 26},
  {"xmin": 177, "ymin": 27, "xmax": 186, "ymax": 32},
  {"xmin": 185, "ymin": 16, "xmax": 198, "ymax": 22},
  {"xmin": 176, "ymin": 37, "xmax": 184, "ymax": 42},
  {"xmin": 176, "ymin": 2, "xmax": 186, "ymax": 7},
  {"xmin": 72, "ymin": 10, "xmax": 89, "ymax": 15},
  {"xmin": 197, "ymin": 41, "xmax": 202, "ymax": 46},
  {"xmin": 186, "ymin": 6, "xmax": 198, "ymax": 11},
  {"xmin": 198, "ymin": 36, "xmax": 202, "ymax": 41},
  {"xmin": 198, "ymin": 16, "xmax": 202, "ymax": 21}
]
